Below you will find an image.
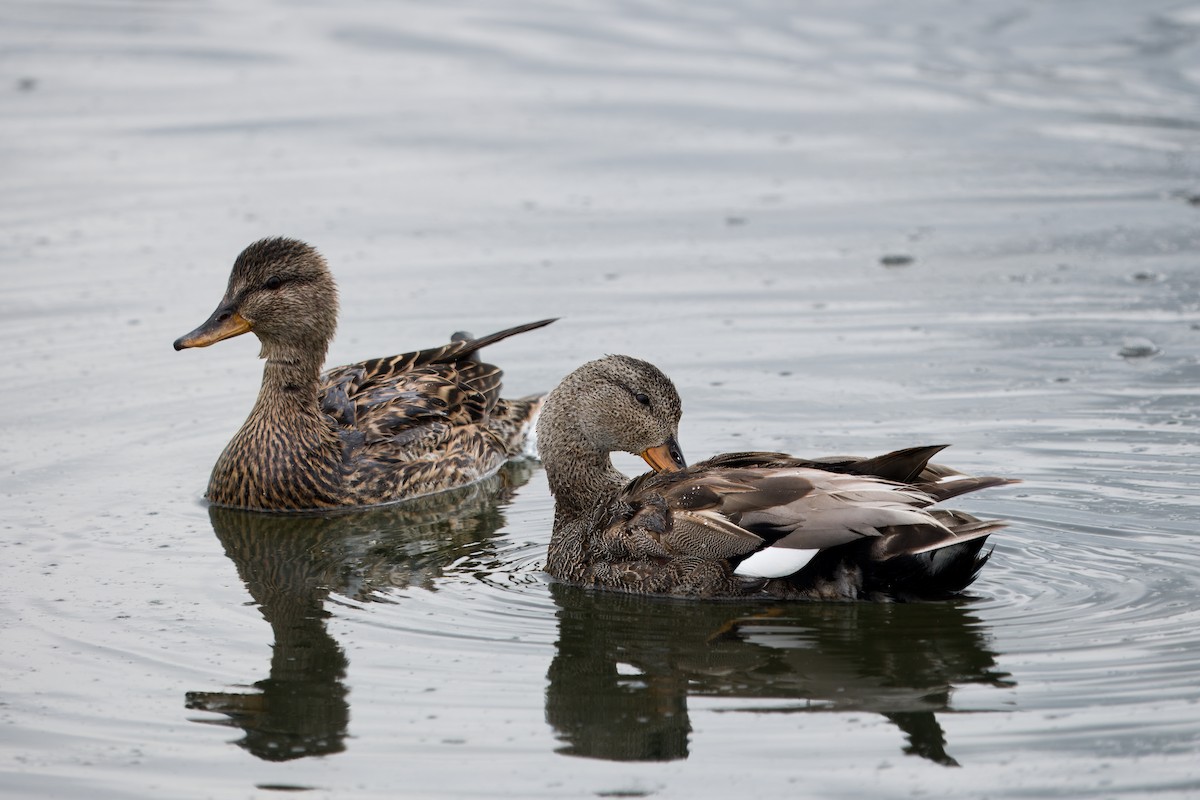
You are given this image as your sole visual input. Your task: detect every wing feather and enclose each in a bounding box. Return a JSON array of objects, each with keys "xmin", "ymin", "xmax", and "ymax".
[{"xmin": 610, "ymin": 446, "xmax": 1012, "ymax": 580}]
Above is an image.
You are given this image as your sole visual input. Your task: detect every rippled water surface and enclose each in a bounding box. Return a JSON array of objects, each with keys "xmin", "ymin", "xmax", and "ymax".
[{"xmin": 3, "ymin": 0, "xmax": 1200, "ymax": 797}]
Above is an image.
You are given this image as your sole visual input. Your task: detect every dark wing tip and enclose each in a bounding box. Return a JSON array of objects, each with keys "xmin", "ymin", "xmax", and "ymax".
[{"xmin": 446, "ymin": 318, "xmax": 557, "ymax": 361}]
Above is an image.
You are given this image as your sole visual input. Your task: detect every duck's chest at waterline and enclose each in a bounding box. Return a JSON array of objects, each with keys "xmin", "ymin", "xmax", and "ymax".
[{"xmin": 206, "ymin": 414, "xmax": 345, "ymax": 511}]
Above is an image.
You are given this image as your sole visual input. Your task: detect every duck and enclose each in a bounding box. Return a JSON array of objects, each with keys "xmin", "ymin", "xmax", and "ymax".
[
  {"xmin": 174, "ymin": 236, "xmax": 554, "ymax": 512},
  {"xmin": 536, "ymin": 355, "xmax": 1017, "ymax": 601}
]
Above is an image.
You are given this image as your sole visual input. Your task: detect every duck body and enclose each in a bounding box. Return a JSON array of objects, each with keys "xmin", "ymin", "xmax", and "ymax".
[
  {"xmin": 176, "ymin": 237, "xmax": 553, "ymax": 512},
  {"xmin": 537, "ymin": 355, "xmax": 1016, "ymax": 601}
]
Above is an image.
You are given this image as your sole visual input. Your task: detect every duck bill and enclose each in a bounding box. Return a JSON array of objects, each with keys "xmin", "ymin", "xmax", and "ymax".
[
  {"xmin": 640, "ymin": 436, "xmax": 686, "ymax": 473},
  {"xmin": 173, "ymin": 306, "xmax": 251, "ymax": 350}
]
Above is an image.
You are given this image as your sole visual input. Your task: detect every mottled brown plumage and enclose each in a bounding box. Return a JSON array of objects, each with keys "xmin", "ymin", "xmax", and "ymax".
[
  {"xmin": 174, "ymin": 237, "xmax": 553, "ymax": 511},
  {"xmin": 537, "ymin": 355, "xmax": 1017, "ymax": 601}
]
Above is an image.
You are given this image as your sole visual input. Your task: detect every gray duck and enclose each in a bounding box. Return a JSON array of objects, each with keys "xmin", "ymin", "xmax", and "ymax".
[
  {"xmin": 174, "ymin": 237, "xmax": 553, "ymax": 512},
  {"xmin": 537, "ymin": 355, "xmax": 1017, "ymax": 600}
]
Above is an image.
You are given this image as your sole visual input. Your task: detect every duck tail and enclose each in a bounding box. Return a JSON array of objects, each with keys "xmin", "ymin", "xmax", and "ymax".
[
  {"xmin": 852, "ymin": 444, "xmax": 950, "ymax": 482},
  {"xmin": 452, "ymin": 318, "xmax": 557, "ymax": 361},
  {"xmin": 917, "ymin": 474, "xmax": 1021, "ymax": 503},
  {"xmin": 869, "ymin": 537, "xmax": 994, "ymax": 599},
  {"xmin": 865, "ymin": 510, "xmax": 1002, "ymax": 599},
  {"xmin": 852, "ymin": 444, "xmax": 1021, "ymax": 502}
]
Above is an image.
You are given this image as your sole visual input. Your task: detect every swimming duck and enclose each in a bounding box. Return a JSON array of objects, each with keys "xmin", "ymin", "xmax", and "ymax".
[
  {"xmin": 174, "ymin": 237, "xmax": 553, "ymax": 512},
  {"xmin": 537, "ymin": 355, "xmax": 1017, "ymax": 601}
]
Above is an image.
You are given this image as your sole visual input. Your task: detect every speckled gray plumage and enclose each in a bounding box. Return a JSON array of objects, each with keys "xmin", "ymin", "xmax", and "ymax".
[{"xmin": 537, "ymin": 355, "xmax": 1016, "ymax": 601}]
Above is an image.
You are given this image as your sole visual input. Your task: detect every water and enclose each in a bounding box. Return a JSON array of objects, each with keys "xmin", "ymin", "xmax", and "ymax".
[{"xmin": 2, "ymin": 0, "xmax": 1199, "ymax": 796}]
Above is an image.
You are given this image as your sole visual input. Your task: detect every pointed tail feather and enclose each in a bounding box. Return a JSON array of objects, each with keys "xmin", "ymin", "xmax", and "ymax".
[
  {"xmin": 851, "ymin": 445, "xmax": 950, "ymax": 483},
  {"xmin": 918, "ymin": 474, "xmax": 1021, "ymax": 503},
  {"xmin": 451, "ymin": 318, "xmax": 557, "ymax": 361},
  {"xmin": 907, "ymin": 518, "xmax": 1006, "ymax": 555},
  {"xmin": 873, "ymin": 510, "xmax": 1006, "ymax": 560}
]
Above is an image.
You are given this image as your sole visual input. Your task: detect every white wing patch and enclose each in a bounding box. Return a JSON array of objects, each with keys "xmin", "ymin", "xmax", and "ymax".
[{"xmin": 734, "ymin": 547, "xmax": 820, "ymax": 578}]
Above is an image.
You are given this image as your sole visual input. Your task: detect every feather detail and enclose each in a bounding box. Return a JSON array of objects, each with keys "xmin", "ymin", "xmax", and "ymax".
[
  {"xmin": 178, "ymin": 237, "xmax": 555, "ymax": 511},
  {"xmin": 734, "ymin": 547, "xmax": 821, "ymax": 578},
  {"xmin": 538, "ymin": 354, "xmax": 1017, "ymax": 600}
]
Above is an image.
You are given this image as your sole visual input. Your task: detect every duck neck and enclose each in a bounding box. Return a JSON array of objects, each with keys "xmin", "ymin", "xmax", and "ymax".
[
  {"xmin": 207, "ymin": 346, "xmax": 343, "ymax": 510},
  {"xmin": 247, "ymin": 349, "xmax": 323, "ymax": 419},
  {"xmin": 542, "ymin": 434, "xmax": 627, "ymax": 583},
  {"xmin": 543, "ymin": 436, "xmax": 626, "ymax": 529},
  {"xmin": 243, "ymin": 352, "xmax": 338, "ymax": 455}
]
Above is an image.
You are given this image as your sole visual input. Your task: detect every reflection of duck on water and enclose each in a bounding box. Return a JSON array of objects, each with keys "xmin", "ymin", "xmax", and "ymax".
[
  {"xmin": 185, "ymin": 461, "xmax": 534, "ymax": 761},
  {"xmin": 545, "ymin": 583, "xmax": 1013, "ymax": 766}
]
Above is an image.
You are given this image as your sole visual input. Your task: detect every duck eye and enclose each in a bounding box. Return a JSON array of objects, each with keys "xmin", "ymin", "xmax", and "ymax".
[
  {"xmin": 634, "ymin": 392, "xmax": 651, "ymax": 407},
  {"xmin": 264, "ymin": 275, "xmax": 283, "ymax": 290}
]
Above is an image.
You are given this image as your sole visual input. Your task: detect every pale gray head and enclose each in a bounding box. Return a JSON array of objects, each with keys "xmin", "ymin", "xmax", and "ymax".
[
  {"xmin": 538, "ymin": 355, "xmax": 686, "ymax": 472},
  {"xmin": 173, "ymin": 237, "xmax": 340, "ymax": 362}
]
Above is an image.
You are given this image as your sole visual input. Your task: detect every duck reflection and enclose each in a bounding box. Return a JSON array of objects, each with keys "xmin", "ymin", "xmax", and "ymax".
[
  {"xmin": 545, "ymin": 585, "xmax": 1013, "ymax": 766},
  {"xmin": 185, "ymin": 460, "xmax": 534, "ymax": 761}
]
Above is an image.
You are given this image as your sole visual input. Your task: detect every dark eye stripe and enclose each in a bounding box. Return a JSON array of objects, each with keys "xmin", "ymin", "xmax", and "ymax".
[{"xmin": 265, "ymin": 275, "xmax": 283, "ymax": 290}]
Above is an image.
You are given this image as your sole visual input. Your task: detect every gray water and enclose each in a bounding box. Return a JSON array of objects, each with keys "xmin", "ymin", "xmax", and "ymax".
[{"xmin": 3, "ymin": 0, "xmax": 1200, "ymax": 797}]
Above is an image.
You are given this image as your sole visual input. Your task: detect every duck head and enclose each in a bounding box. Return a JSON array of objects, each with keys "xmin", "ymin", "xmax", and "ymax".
[
  {"xmin": 173, "ymin": 237, "xmax": 339, "ymax": 363},
  {"xmin": 539, "ymin": 354, "xmax": 687, "ymax": 472}
]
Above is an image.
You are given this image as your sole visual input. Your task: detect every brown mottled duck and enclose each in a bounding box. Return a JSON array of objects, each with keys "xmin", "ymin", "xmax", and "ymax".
[
  {"xmin": 174, "ymin": 237, "xmax": 554, "ymax": 512},
  {"xmin": 537, "ymin": 355, "xmax": 1018, "ymax": 601}
]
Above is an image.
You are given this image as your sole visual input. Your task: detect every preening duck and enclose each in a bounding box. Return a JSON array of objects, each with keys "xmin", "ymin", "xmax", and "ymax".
[
  {"xmin": 174, "ymin": 236, "xmax": 553, "ymax": 512},
  {"xmin": 536, "ymin": 355, "xmax": 1016, "ymax": 600}
]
